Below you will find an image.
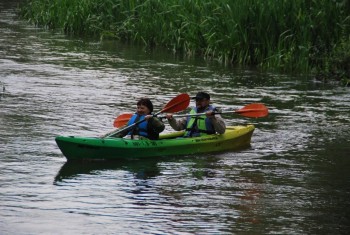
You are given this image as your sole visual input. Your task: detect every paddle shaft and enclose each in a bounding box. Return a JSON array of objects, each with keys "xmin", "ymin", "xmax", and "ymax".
[
  {"xmin": 105, "ymin": 93, "xmax": 190, "ymax": 137},
  {"xmin": 107, "ymin": 114, "xmax": 154, "ymax": 137},
  {"xmin": 159, "ymin": 109, "xmax": 266, "ymax": 118},
  {"xmin": 106, "ymin": 106, "xmax": 170, "ymax": 138},
  {"xmin": 110, "ymin": 101, "xmax": 185, "ymax": 135},
  {"xmin": 113, "ymin": 103, "xmax": 268, "ymax": 128}
]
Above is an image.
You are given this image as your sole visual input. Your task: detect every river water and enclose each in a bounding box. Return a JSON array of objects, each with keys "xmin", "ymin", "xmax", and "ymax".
[{"xmin": 1, "ymin": 1, "xmax": 349, "ymax": 234}]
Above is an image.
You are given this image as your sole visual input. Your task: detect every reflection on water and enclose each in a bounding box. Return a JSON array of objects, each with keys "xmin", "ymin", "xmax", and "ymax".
[
  {"xmin": 1, "ymin": 0, "xmax": 350, "ymax": 234},
  {"xmin": 54, "ymin": 158, "xmax": 162, "ymax": 183}
]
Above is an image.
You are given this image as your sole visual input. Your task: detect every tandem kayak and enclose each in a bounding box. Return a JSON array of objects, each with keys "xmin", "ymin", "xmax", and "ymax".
[{"xmin": 55, "ymin": 125, "xmax": 255, "ymax": 161}]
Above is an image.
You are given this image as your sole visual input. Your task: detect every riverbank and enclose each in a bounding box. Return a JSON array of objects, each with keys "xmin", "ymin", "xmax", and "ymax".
[{"xmin": 19, "ymin": 0, "xmax": 350, "ymax": 84}]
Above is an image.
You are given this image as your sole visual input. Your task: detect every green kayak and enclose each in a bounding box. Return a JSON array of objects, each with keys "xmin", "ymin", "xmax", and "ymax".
[{"xmin": 55, "ymin": 125, "xmax": 255, "ymax": 161}]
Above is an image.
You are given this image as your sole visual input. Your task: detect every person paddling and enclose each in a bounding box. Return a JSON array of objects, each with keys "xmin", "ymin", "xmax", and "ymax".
[
  {"xmin": 166, "ymin": 92, "xmax": 226, "ymax": 137},
  {"xmin": 107, "ymin": 98, "xmax": 165, "ymax": 140}
]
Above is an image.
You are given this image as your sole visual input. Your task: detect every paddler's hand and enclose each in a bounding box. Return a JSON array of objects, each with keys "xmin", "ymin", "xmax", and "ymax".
[
  {"xmin": 165, "ymin": 113, "xmax": 174, "ymax": 120},
  {"xmin": 145, "ymin": 115, "xmax": 153, "ymax": 120},
  {"xmin": 206, "ymin": 110, "xmax": 215, "ymax": 118}
]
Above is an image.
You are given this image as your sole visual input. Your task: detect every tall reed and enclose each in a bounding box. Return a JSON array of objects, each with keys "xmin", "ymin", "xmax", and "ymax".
[{"xmin": 20, "ymin": 0, "xmax": 350, "ymax": 73}]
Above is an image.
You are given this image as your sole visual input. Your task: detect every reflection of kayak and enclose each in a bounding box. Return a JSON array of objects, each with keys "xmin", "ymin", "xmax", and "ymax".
[
  {"xmin": 54, "ymin": 158, "xmax": 162, "ymax": 183},
  {"xmin": 55, "ymin": 125, "xmax": 255, "ymax": 161}
]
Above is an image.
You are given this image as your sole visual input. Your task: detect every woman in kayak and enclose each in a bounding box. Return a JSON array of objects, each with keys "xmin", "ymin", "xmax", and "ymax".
[
  {"xmin": 166, "ymin": 92, "xmax": 226, "ymax": 137},
  {"xmin": 108, "ymin": 98, "xmax": 165, "ymax": 140}
]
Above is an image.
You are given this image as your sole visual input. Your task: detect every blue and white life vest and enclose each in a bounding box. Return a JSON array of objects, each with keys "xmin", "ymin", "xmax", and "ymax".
[
  {"xmin": 127, "ymin": 114, "xmax": 149, "ymax": 138},
  {"xmin": 126, "ymin": 113, "xmax": 160, "ymax": 140}
]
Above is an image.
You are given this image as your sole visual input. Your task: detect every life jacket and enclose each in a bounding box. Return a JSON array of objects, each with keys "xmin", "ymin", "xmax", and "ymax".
[
  {"xmin": 184, "ymin": 105, "xmax": 216, "ymax": 137},
  {"xmin": 127, "ymin": 113, "xmax": 159, "ymax": 140}
]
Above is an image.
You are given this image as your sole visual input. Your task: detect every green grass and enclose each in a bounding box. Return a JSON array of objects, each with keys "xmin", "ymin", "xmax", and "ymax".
[{"xmin": 20, "ymin": 0, "xmax": 350, "ymax": 77}]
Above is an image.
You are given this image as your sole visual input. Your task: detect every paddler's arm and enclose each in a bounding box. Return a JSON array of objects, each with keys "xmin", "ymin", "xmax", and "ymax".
[
  {"xmin": 206, "ymin": 111, "xmax": 226, "ymax": 134},
  {"xmin": 145, "ymin": 115, "xmax": 165, "ymax": 133},
  {"xmin": 165, "ymin": 114, "xmax": 187, "ymax": 131}
]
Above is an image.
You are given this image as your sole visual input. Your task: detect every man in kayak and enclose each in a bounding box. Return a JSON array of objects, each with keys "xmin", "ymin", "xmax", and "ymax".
[
  {"xmin": 166, "ymin": 92, "xmax": 226, "ymax": 137},
  {"xmin": 106, "ymin": 98, "xmax": 165, "ymax": 140}
]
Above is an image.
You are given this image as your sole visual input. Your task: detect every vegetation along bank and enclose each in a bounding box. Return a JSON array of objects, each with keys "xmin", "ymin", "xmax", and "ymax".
[{"xmin": 20, "ymin": 0, "xmax": 350, "ymax": 84}]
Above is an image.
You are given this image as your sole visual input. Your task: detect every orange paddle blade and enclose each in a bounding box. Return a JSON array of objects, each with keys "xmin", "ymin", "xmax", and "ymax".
[
  {"xmin": 235, "ymin": 103, "xmax": 269, "ymax": 118},
  {"xmin": 159, "ymin": 93, "xmax": 190, "ymax": 114},
  {"xmin": 113, "ymin": 113, "xmax": 133, "ymax": 128}
]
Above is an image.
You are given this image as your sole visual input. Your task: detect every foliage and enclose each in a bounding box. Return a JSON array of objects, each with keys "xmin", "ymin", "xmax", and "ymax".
[
  {"xmin": 314, "ymin": 35, "xmax": 350, "ymax": 85},
  {"xmin": 20, "ymin": 0, "xmax": 350, "ymax": 77}
]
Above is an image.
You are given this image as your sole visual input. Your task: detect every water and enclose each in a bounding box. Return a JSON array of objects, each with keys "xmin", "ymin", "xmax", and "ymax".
[{"xmin": 1, "ymin": 1, "xmax": 350, "ymax": 234}]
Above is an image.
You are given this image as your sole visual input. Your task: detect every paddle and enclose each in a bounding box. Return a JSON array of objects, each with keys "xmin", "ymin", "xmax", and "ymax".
[
  {"xmin": 231, "ymin": 103, "xmax": 268, "ymax": 118},
  {"xmin": 107, "ymin": 93, "xmax": 190, "ymax": 137},
  {"xmin": 114, "ymin": 103, "xmax": 268, "ymax": 128},
  {"xmin": 113, "ymin": 113, "xmax": 133, "ymax": 128},
  {"xmin": 158, "ymin": 103, "xmax": 269, "ymax": 119}
]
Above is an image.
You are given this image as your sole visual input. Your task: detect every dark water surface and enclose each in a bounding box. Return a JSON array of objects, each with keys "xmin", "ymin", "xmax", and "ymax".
[{"xmin": 1, "ymin": 1, "xmax": 349, "ymax": 234}]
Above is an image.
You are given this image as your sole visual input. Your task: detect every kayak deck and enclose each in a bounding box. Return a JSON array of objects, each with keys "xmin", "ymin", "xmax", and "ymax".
[{"xmin": 55, "ymin": 125, "xmax": 255, "ymax": 161}]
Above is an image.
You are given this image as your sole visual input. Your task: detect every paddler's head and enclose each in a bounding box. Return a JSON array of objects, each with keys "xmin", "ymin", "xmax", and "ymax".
[
  {"xmin": 192, "ymin": 92, "xmax": 210, "ymax": 110},
  {"xmin": 136, "ymin": 98, "xmax": 153, "ymax": 115}
]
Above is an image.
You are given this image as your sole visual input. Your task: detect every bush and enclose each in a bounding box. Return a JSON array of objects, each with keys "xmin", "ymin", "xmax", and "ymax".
[{"xmin": 20, "ymin": 0, "xmax": 350, "ymax": 78}]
